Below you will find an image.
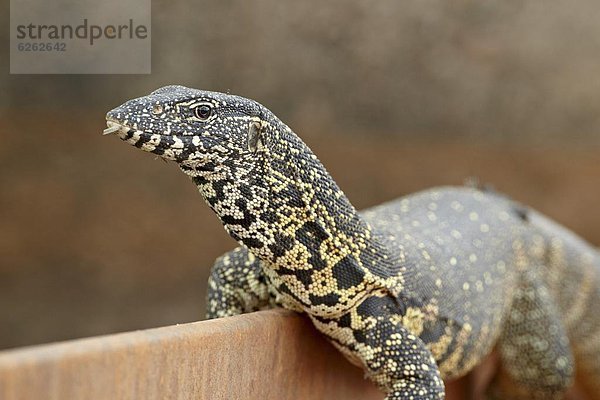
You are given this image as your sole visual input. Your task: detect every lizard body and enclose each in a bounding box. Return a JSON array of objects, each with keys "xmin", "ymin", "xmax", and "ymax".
[{"xmin": 105, "ymin": 86, "xmax": 600, "ymax": 399}]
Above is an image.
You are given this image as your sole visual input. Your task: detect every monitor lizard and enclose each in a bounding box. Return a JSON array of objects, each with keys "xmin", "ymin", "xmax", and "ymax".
[{"xmin": 104, "ymin": 85, "xmax": 600, "ymax": 400}]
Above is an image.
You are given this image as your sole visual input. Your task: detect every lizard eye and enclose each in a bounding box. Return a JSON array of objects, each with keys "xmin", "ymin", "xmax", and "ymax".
[{"xmin": 195, "ymin": 105, "xmax": 212, "ymax": 120}]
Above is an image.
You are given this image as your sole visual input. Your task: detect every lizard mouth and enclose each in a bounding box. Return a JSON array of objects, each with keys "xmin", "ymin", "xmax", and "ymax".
[
  {"xmin": 103, "ymin": 120, "xmax": 220, "ymax": 171},
  {"xmin": 104, "ymin": 120, "xmax": 193, "ymax": 162},
  {"xmin": 103, "ymin": 120, "xmax": 134, "ymax": 139}
]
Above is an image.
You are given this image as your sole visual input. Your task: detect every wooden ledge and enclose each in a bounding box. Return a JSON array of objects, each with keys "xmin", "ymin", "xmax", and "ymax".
[{"xmin": 0, "ymin": 309, "xmax": 493, "ymax": 399}]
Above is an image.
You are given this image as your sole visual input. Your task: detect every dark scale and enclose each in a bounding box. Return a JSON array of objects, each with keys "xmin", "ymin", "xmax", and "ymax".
[
  {"xmin": 332, "ymin": 256, "xmax": 366, "ymax": 289},
  {"xmin": 106, "ymin": 86, "xmax": 600, "ymax": 400}
]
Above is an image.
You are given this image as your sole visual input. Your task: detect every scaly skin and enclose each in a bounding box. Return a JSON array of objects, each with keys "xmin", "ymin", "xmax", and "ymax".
[{"xmin": 105, "ymin": 86, "xmax": 600, "ymax": 400}]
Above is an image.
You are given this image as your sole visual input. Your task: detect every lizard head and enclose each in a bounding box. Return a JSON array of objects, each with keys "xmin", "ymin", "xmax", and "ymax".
[
  {"xmin": 105, "ymin": 85, "xmax": 276, "ymax": 178},
  {"xmin": 105, "ymin": 86, "xmax": 399, "ymax": 315}
]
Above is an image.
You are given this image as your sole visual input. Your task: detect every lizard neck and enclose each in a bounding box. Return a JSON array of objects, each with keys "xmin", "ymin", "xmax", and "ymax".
[{"xmin": 191, "ymin": 124, "xmax": 404, "ymax": 316}]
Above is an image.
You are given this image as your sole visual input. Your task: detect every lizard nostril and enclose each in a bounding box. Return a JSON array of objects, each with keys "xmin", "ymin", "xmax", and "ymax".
[{"xmin": 152, "ymin": 104, "xmax": 163, "ymax": 115}]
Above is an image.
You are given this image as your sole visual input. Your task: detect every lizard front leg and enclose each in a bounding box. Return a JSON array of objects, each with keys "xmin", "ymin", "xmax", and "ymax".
[
  {"xmin": 311, "ymin": 290, "xmax": 445, "ymax": 400},
  {"xmin": 206, "ymin": 246, "xmax": 274, "ymax": 319}
]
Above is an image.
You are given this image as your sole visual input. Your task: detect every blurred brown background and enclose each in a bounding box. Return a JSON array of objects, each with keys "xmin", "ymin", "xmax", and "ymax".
[{"xmin": 0, "ymin": 1, "xmax": 599, "ymax": 350}]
